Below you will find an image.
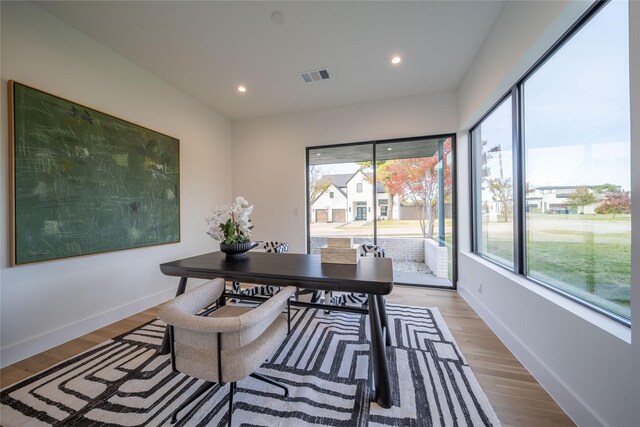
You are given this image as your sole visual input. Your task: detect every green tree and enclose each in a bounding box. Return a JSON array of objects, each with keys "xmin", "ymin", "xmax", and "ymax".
[
  {"xmin": 568, "ymin": 186, "xmax": 597, "ymax": 214},
  {"xmin": 592, "ymin": 183, "xmax": 621, "ymax": 194}
]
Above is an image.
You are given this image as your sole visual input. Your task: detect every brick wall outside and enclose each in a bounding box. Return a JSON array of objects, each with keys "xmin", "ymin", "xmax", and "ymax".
[{"xmin": 310, "ymin": 236, "xmax": 424, "ymax": 261}]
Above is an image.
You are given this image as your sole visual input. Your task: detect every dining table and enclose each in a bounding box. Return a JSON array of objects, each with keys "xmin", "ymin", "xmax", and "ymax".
[{"xmin": 159, "ymin": 250, "xmax": 395, "ymax": 408}]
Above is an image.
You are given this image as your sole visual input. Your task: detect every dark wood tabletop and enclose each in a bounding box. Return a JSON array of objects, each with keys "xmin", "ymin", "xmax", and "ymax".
[{"xmin": 160, "ymin": 251, "xmax": 394, "ymax": 295}]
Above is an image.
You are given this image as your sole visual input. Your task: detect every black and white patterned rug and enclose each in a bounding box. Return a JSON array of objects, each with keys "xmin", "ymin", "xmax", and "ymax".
[{"xmin": 1, "ymin": 305, "xmax": 500, "ymax": 426}]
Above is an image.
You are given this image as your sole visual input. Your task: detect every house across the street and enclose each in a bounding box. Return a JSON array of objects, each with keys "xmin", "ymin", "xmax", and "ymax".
[{"xmin": 311, "ymin": 171, "xmax": 395, "ymax": 222}]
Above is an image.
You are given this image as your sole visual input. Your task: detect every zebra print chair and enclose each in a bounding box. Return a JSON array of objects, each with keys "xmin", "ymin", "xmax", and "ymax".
[
  {"xmin": 325, "ymin": 244, "xmax": 386, "ymax": 309},
  {"xmin": 231, "ymin": 241, "xmax": 288, "ymax": 298}
]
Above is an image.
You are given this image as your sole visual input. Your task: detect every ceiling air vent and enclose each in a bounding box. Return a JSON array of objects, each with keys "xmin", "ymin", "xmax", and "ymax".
[{"xmin": 300, "ymin": 68, "xmax": 330, "ymax": 83}]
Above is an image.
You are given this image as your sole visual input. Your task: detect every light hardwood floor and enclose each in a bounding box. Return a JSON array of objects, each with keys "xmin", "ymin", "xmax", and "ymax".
[{"xmin": 0, "ymin": 286, "xmax": 575, "ymax": 427}]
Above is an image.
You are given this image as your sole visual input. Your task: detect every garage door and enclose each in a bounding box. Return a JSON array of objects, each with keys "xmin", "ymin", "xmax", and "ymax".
[
  {"xmin": 316, "ymin": 209, "xmax": 328, "ymax": 222},
  {"xmin": 332, "ymin": 209, "xmax": 346, "ymax": 222}
]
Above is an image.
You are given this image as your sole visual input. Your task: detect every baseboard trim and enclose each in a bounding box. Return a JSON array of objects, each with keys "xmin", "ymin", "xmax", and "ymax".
[
  {"xmin": 458, "ymin": 285, "xmax": 605, "ymax": 427},
  {"xmin": 1, "ymin": 285, "xmax": 187, "ymax": 368}
]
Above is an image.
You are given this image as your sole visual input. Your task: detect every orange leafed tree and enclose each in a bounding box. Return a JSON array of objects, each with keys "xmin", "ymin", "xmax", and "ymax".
[{"xmin": 379, "ymin": 139, "xmax": 452, "ymax": 238}]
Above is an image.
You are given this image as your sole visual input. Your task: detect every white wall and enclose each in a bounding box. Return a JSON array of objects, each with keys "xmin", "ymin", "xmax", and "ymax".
[
  {"xmin": 456, "ymin": 1, "xmax": 640, "ymax": 426},
  {"xmin": 457, "ymin": 0, "xmax": 593, "ymax": 129},
  {"xmin": 232, "ymin": 90, "xmax": 457, "ymax": 253},
  {"xmin": 0, "ymin": 2, "xmax": 232, "ymax": 367}
]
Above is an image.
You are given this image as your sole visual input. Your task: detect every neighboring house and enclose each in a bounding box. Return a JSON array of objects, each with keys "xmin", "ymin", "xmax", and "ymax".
[
  {"xmin": 310, "ymin": 182, "xmax": 348, "ymax": 222},
  {"xmin": 526, "ymin": 185, "xmax": 604, "ymax": 214},
  {"xmin": 311, "ymin": 171, "xmax": 395, "ymax": 223},
  {"xmin": 481, "ymin": 185, "xmax": 605, "ymax": 221},
  {"xmin": 345, "ymin": 171, "xmax": 387, "ymax": 221}
]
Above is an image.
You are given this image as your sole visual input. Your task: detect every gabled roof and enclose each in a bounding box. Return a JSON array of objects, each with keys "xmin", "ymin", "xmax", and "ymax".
[
  {"xmin": 319, "ymin": 174, "xmax": 352, "ymax": 188},
  {"xmin": 342, "ymin": 171, "xmax": 386, "ymax": 193},
  {"xmin": 329, "ymin": 183, "xmax": 347, "ymax": 198},
  {"xmin": 311, "ymin": 182, "xmax": 347, "ymax": 205}
]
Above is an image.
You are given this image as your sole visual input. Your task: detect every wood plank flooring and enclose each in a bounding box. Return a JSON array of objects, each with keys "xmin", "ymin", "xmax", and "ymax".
[{"xmin": 0, "ymin": 286, "xmax": 575, "ymax": 426}]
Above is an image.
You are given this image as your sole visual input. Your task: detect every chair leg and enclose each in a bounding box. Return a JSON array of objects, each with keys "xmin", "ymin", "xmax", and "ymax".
[
  {"xmin": 171, "ymin": 381, "xmax": 216, "ymax": 424},
  {"xmin": 228, "ymin": 382, "xmax": 236, "ymax": 426},
  {"xmin": 311, "ymin": 290, "xmax": 322, "ymax": 303},
  {"xmin": 287, "ymin": 299, "xmax": 291, "ymax": 334},
  {"xmin": 324, "ymin": 290, "xmax": 332, "ymax": 314},
  {"xmin": 250, "ymin": 372, "xmax": 289, "ymax": 397}
]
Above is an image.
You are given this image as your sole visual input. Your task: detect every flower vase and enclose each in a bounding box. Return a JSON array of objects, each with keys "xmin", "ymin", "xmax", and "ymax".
[{"xmin": 219, "ymin": 242, "xmax": 257, "ymax": 260}]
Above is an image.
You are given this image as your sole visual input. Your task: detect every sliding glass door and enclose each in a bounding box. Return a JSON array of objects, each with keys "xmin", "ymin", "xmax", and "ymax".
[
  {"xmin": 307, "ymin": 143, "xmax": 374, "ymax": 254},
  {"xmin": 307, "ymin": 135, "xmax": 456, "ymax": 288}
]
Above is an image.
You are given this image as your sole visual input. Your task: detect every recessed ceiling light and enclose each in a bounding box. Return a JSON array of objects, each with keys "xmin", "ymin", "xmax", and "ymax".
[
  {"xmin": 316, "ymin": 153, "xmax": 321, "ymax": 156},
  {"xmin": 387, "ymin": 147, "xmax": 392, "ymax": 151},
  {"xmin": 270, "ymin": 10, "xmax": 284, "ymax": 25},
  {"xmin": 391, "ymin": 56, "xmax": 402, "ymax": 65},
  {"xmin": 237, "ymin": 85, "xmax": 247, "ymax": 93}
]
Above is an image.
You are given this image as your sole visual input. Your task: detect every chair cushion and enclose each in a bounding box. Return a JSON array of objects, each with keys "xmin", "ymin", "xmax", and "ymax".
[{"xmin": 174, "ymin": 311, "xmax": 287, "ymax": 383}]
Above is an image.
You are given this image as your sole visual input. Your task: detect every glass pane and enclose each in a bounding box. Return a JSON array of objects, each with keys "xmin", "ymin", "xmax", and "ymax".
[
  {"xmin": 523, "ymin": 1, "xmax": 630, "ymax": 319},
  {"xmin": 375, "ymin": 137, "xmax": 454, "ymax": 287},
  {"xmin": 308, "ymin": 144, "xmax": 374, "ymax": 253},
  {"xmin": 472, "ymin": 96, "xmax": 514, "ymax": 267}
]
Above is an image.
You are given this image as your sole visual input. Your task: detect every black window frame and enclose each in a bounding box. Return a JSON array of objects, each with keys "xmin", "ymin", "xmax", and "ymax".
[
  {"xmin": 305, "ymin": 133, "xmax": 458, "ymax": 290},
  {"xmin": 470, "ymin": 92, "xmax": 517, "ymax": 270},
  {"xmin": 469, "ymin": 0, "xmax": 631, "ymax": 327}
]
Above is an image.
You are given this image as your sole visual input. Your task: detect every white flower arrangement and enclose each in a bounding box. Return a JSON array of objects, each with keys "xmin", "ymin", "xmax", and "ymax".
[{"xmin": 206, "ymin": 196, "xmax": 254, "ymax": 244}]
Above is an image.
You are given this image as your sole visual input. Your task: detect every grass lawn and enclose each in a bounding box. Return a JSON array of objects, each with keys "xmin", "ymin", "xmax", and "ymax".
[
  {"xmin": 485, "ymin": 236, "xmax": 631, "ymax": 318},
  {"xmin": 481, "ymin": 213, "xmax": 631, "ymax": 318},
  {"xmin": 528, "ymin": 213, "xmax": 631, "ymax": 222}
]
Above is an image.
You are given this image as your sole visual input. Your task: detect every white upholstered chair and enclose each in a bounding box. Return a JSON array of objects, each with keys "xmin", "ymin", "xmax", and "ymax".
[{"xmin": 159, "ymin": 278, "xmax": 296, "ymax": 425}]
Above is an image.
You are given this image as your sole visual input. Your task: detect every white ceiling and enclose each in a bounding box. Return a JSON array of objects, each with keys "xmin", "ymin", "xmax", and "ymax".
[{"xmin": 36, "ymin": 1, "xmax": 505, "ymax": 120}]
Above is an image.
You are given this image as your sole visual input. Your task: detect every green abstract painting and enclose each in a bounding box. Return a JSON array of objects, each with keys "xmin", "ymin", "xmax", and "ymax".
[{"xmin": 10, "ymin": 81, "xmax": 180, "ymax": 265}]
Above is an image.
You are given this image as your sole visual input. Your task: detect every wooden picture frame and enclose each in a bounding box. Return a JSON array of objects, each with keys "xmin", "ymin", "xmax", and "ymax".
[{"xmin": 8, "ymin": 81, "xmax": 181, "ymax": 265}]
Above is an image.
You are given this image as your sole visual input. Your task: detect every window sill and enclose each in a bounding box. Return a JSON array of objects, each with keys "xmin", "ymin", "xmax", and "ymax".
[{"xmin": 461, "ymin": 251, "xmax": 632, "ymax": 344}]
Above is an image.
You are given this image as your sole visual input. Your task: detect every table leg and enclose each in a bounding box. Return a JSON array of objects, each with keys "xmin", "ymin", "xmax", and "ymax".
[
  {"xmin": 158, "ymin": 277, "xmax": 188, "ymax": 355},
  {"xmin": 368, "ymin": 294, "xmax": 392, "ymax": 408},
  {"xmin": 377, "ymin": 296, "xmax": 392, "ymax": 347}
]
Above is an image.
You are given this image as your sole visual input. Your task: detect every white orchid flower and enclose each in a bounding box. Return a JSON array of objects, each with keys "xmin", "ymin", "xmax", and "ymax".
[{"xmin": 205, "ymin": 197, "xmax": 253, "ymax": 242}]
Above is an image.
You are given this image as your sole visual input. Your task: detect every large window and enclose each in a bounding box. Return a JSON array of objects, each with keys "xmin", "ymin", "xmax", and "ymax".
[
  {"xmin": 307, "ymin": 135, "xmax": 457, "ymax": 288},
  {"xmin": 471, "ymin": 96, "xmax": 514, "ymax": 267},
  {"xmin": 471, "ymin": 0, "xmax": 631, "ymax": 323}
]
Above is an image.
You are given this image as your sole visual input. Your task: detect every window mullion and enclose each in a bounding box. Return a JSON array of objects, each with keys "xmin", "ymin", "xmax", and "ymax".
[{"xmin": 512, "ymin": 86, "xmax": 525, "ymax": 275}]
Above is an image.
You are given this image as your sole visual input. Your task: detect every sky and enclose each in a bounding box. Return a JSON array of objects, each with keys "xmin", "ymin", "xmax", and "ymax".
[{"xmin": 480, "ymin": 0, "xmax": 630, "ymax": 191}]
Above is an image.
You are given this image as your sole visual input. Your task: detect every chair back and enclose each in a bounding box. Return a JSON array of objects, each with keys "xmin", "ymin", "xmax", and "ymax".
[
  {"xmin": 160, "ymin": 279, "xmax": 295, "ymax": 383},
  {"xmin": 361, "ymin": 244, "xmax": 385, "ymax": 257},
  {"xmin": 263, "ymin": 241, "xmax": 289, "ymax": 253}
]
